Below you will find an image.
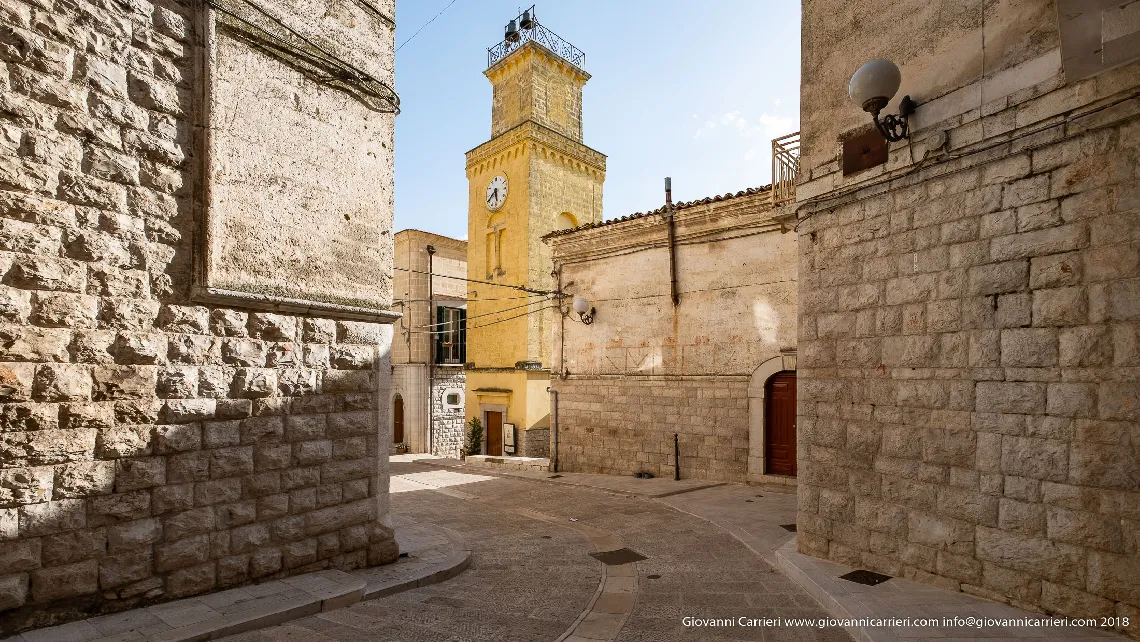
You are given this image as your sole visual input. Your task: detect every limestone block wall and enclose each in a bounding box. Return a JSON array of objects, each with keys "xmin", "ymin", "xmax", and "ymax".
[
  {"xmin": 521, "ymin": 426, "xmax": 548, "ymax": 458},
  {"xmin": 430, "ymin": 368, "xmax": 465, "ymax": 458},
  {"xmin": 796, "ymin": 69, "xmax": 1140, "ymax": 631},
  {"xmin": 553, "ymin": 376, "xmax": 749, "ymax": 481},
  {"xmin": 547, "ymin": 190, "xmax": 796, "ymax": 482},
  {"xmin": 0, "ymin": 0, "xmax": 396, "ymax": 634}
]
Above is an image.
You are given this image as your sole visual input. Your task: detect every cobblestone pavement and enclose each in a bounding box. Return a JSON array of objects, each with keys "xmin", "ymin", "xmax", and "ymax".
[{"xmin": 227, "ymin": 461, "xmax": 851, "ymax": 642}]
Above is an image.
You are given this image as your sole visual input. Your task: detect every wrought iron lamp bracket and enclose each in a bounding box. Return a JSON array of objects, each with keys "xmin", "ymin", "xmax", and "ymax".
[{"xmin": 869, "ymin": 95, "xmax": 916, "ymax": 142}]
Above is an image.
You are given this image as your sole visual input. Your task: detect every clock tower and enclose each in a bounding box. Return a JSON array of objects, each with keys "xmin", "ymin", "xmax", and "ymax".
[{"xmin": 464, "ymin": 12, "xmax": 606, "ymax": 457}]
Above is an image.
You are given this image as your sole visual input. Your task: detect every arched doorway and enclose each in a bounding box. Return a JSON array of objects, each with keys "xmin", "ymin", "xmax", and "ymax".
[
  {"xmin": 747, "ymin": 353, "xmax": 797, "ymax": 481},
  {"xmin": 764, "ymin": 372, "xmax": 797, "ymax": 476},
  {"xmin": 393, "ymin": 395, "xmax": 404, "ymax": 444}
]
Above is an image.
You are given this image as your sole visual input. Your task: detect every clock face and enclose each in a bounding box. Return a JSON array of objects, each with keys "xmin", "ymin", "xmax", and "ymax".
[{"xmin": 486, "ymin": 175, "xmax": 507, "ymax": 211}]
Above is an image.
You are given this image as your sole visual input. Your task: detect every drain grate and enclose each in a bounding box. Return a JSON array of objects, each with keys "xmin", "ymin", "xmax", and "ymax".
[
  {"xmin": 839, "ymin": 569, "xmax": 892, "ymax": 586},
  {"xmin": 779, "ymin": 523, "xmax": 797, "ymax": 532},
  {"xmin": 589, "ymin": 548, "xmax": 648, "ymax": 565}
]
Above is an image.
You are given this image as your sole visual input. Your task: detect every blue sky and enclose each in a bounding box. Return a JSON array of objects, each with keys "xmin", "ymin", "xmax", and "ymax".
[{"xmin": 393, "ymin": 1, "xmax": 801, "ymax": 239}]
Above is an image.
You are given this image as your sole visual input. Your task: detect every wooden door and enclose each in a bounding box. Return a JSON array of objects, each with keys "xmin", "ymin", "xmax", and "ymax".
[
  {"xmin": 764, "ymin": 372, "xmax": 797, "ymax": 476},
  {"xmin": 485, "ymin": 411, "xmax": 503, "ymax": 456},
  {"xmin": 393, "ymin": 396, "xmax": 404, "ymax": 444}
]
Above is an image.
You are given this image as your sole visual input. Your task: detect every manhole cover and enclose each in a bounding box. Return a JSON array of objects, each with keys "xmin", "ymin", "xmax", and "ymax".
[
  {"xmin": 589, "ymin": 548, "xmax": 647, "ymax": 565},
  {"xmin": 647, "ymin": 574, "xmax": 661, "ymax": 579},
  {"xmin": 839, "ymin": 569, "xmax": 891, "ymax": 586},
  {"xmin": 541, "ymin": 535, "xmax": 551, "ymax": 539},
  {"xmin": 745, "ymin": 500, "xmax": 754, "ymax": 503},
  {"xmin": 549, "ymin": 474, "xmax": 563, "ymax": 479},
  {"xmin": 779, "ymin": 524, "xmax": 797, "ymax": 532}
]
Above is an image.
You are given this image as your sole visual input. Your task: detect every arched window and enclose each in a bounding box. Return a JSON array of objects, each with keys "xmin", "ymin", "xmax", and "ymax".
[{"xmin": 555, "ymin": 212, "xmax": 578, "ymax": 231}]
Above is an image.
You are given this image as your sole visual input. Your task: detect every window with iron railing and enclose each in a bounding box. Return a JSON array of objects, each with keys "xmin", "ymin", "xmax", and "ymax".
[{"xmin": 435, "ymin": 306, "xmax": 466, "ymax": 365}]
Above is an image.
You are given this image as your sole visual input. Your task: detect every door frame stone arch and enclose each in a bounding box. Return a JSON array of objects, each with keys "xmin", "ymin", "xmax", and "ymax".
[{"xmin": 747, "ymin": 350, "xmax": 797, "ymax": 484}]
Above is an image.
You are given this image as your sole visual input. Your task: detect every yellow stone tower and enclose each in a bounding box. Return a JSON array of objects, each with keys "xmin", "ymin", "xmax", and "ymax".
[{"xmin": 464, "ymin": 16, "xmax": 605, "ymax": 457}]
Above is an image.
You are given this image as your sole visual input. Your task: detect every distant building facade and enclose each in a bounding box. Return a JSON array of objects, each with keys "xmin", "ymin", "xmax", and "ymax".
[
  {"xmin": 547, "ymin": 188, "xmax": 798, "ymax": 483},
  {"xmin": 796, "ymin": 0, "xmax": 1140, "ymax": 632},
  {"xmin": 392, "ymin": 231, "xmax": 467, "ymax": 458},
  {"xmin": 464, "ymin": 19, "xmax": 605, "ymax": 458}
]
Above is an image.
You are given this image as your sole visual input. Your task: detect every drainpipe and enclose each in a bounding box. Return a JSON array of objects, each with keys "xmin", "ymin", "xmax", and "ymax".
[
  {"xmin": 549, "ymin": 266, "xmax": 564, "ymax": 473},
  {"xmin": 426, "ymin": 244, "xmax": 435, "ymax": 456},
  {"xmin": 547, "ymin": 387, "xmax": 558, "ymax": 473},
  {"xmin": 663, "ymin": 177, "xmax": 679, "ymax": 306}
]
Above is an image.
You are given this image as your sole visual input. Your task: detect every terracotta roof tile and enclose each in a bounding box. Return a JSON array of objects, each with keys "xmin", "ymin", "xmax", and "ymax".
[{"xmin": 546, "ymin": 185, "xmax": 771, "ymax": 238}]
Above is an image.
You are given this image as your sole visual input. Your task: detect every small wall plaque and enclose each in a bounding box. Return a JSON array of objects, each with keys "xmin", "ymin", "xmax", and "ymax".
[{"xmin": 842, "ymin": 128, "xmax": 888, "ymax": 176}]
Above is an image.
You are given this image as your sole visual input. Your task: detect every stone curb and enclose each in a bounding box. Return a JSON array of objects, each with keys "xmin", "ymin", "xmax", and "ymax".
[
  {"xmin": 416, "ymin": 458, "xmax": 726, "ymax": 498},
  {"xmin": 2, "ymin": 570, "xmax": 366, "ymax": 642},
  {"xmin": 3, "ymin": 524, "xmax": 472, "ymax": 642},
  {"xmin": 359, "ymin": 525, "xmax": 472, "ymax": 601},
  {"xmin": 775, "ymin": 538, "xmax": 1127, "ymax": 642}
]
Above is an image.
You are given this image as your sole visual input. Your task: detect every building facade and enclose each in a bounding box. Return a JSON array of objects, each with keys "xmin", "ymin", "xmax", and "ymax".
[
  {"xmin": 0, "ymin": 0, "xmax": 399, "ymax": 634},
  {"xmin": 547, "ymin": 188, "xmax": 798, "ymax": 483},
  {"xmin": 464, "ymin": 21, "xmax": 605, "ymax": 458},
  {"xmin": 391, "ymin": 230, "xmax": 467, "ymax": 458},
  {"xmin": 796, "ymin": 0, "xmax": 1140, "ymax": 632}
]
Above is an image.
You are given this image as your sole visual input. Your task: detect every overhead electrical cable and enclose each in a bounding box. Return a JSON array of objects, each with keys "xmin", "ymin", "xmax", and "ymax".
[
  {"xmin": 396, "ymin": 0, "xmax": 461, "ymax": 51},
  {"xmin": 392, "ymin": 266, "xmax": 560, "ymax": 296},
  {"xmin": 413, "ymin": 296, "xmax": 553, "ymax": 330},
  {"xmin": 469, "ymin": 305, "xmax": 557, "ymax": 330}
]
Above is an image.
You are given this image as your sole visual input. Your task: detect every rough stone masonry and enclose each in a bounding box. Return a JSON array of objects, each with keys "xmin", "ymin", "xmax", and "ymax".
[
  {"xmin": 0, "ymin": 0, "xmax": 398, "ymax": 634},
  {"xmin": 795, "ymin": 2, "xmax": 1140, "ymax": 634}
]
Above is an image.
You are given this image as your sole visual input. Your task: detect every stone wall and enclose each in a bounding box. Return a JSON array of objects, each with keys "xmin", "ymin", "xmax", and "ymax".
[
  {"xmin": 547, "ymin": 189, "xmax": 796, "ymax": 482},
  {"xmin": 0, "ymin": 0, "xmax": 397, "ymax": 634},
  {"xmin": 521, "ymin": 426, "xmax": 548, "ymax": 458},
  {"xmin": 430, "ymin": 368, "xmax": 465, "ymax": 458},
  {"xmin": 553, "ymin": 376, "xmax": 748, "ymax": 481},
  {"xmin": 796, "ymin": 6, "xmax": 1140, "ymax": 627}
]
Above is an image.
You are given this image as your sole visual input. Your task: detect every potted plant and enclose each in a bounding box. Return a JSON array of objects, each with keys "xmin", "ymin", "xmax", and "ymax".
[{"xmin": 462, "ymin": 417, "xmax": 483, "ymax": 459}]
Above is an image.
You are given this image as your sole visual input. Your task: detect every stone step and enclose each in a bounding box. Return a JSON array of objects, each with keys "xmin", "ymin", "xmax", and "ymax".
[
  {"xmin": 3, "ymin": 569, "xmax": 365, "ymax": 642},
  {"xmin": 3, "ymin": 521, "xmax": 471, "ymax": 642}
]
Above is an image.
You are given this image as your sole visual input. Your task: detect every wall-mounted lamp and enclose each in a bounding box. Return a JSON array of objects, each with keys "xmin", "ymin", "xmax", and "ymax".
[
  {"xmin": 849, "ymin": 59, "xmax": 916, "ymax": 142},
  {"xmin": 572, "ymin": 297, "xmax": 595, "ymax": 325}
]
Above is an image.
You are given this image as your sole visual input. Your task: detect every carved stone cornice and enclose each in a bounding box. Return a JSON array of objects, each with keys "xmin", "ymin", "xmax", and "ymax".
[{"xmin": 465, "ymin": 120, "xmax": 606, "ymax": 174}]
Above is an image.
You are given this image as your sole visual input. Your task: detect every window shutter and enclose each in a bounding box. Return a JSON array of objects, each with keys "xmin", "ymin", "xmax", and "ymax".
[
  {"xmin": 435, "ymin": 305, "xmax": 444, "ymax": 364},
  {"xmin": 459, "ymin": 308, "xmax": 467, "ymax": 363}
]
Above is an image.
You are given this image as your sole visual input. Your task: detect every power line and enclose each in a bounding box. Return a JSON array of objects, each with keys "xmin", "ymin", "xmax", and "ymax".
[
  {"xmin": 414, "ymin": 296, "xmax": 553, "ymax": 330},
  {"xmin": 401, "ymin": 302, "xmax": 558, "ymax": 334},
  {"xmin": 396, "ymin": 0, "xmax": 460, "ymax": 52},
  {"xmin": 470, "ymin": 305, "xmax": 557, "ymax": 330},
  {"xmin": 392, "ymin": 266, "xmax": 559, "ymax": 296},
  {"xmin": 394, "ymin": 292, "xmax": 548, "ymax": 303}
]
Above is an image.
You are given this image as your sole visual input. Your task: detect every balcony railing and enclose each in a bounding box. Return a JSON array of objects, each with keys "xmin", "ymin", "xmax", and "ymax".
[
  {"xmin": 487, "ymin": 7, "xmax": 585, "ymax": 71},
  {"xmin": 771, "ymin": 131, "xmax": 800, "ymax": 207}
]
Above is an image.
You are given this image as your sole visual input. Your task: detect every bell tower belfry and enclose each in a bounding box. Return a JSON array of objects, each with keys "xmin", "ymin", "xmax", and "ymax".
[{"xmin": 464, "ymin": 8, "xmax": 606, "ymax": 457}]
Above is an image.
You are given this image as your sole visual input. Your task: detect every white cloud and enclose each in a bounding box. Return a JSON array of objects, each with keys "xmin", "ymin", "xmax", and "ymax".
[{"xmin": 694, "ymin": 110, "xmax": 795, "ymax": 142}]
